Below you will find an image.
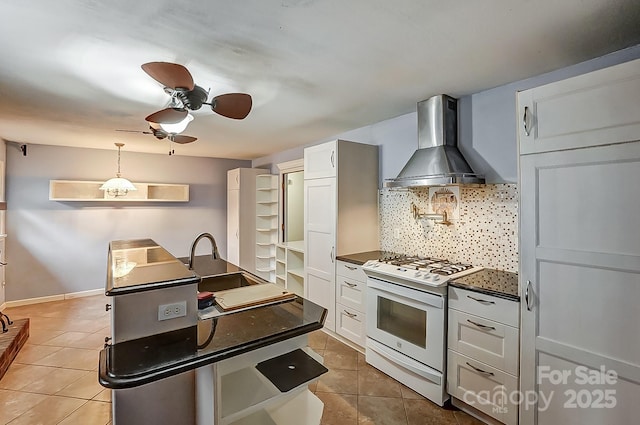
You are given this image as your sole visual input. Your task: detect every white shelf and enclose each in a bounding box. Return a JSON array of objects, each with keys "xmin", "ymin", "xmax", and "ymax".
[
  {"xmin": 275, "ymin": 243, "xmax": 305, "ymax": 297},
  {"xmin": 49, "ymin": 180, "xmax": 189, "ymax": 202},
  {"xmin": 255, "ymin": 174, "xmax": 278, "ymax": 283},
  {"xmin": 228, "ymin": 390, "xmax": 323, "ymax": 425},
  {"xmin": 287, "ymin": 268, "xmax": 304, "ymax": 279},
  {"xmin": 220, "ymin": 347, "xmax": 325, "ymax": 425}
]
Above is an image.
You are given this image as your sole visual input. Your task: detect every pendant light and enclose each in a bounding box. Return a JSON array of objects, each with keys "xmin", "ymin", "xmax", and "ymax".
[{"xmin": 100, "ymin": 143, "xmax": 137, "ymax": 197}]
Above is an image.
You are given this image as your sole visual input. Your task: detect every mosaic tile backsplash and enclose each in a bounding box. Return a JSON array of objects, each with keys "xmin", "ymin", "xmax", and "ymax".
[{"xmin": 379, "ymin": 184, "xmax": 518, "ymax": 272}]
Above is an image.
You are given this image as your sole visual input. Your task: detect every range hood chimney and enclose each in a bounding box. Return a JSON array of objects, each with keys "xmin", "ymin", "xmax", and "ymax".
[{"xmin": 385, "ymin": 95, "xmax": 484, "ymax": 188}]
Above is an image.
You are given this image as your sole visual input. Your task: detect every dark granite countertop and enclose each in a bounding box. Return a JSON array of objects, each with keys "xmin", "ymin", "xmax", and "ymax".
[
  {"xmin": 99, "ymin": 296, "xmax": 327, "ymax": 389},
  {"xmin": 106, "ymin": 239, "xmax": 199, "ymax": 296},
  {"xmin": 449, "ymin": 269, "xmax": 519, "ymax": 302},
  {"xmin": 336, "ymin": 250, "xmax": 391, "ymax": 266}
]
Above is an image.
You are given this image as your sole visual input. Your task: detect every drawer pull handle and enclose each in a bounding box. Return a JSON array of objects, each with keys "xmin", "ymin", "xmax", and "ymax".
[
  {"xmin": 525, "ymin": 280, "xmax": 532, "ymax": 311},
  {"xmin": 466, "ymin": 362, "xmax": 494, "ymax": 376},
  {"xmin": 467, "ymin": 295, "xmax": 495, "ymax": 305},
  {"xmin": 345, "ymin": 265, "xmax": 357, "ymax": 270},
  {"xmin": 345, "ymin": 282, "xmax": 357, "ymax": 288},
  {"xmin": 344, "ymin": 310, "xmax": 357, "ymax": 318},
  {"xmin": 466, "ymin": 319, "xmax": 496, "ymax": 331}
]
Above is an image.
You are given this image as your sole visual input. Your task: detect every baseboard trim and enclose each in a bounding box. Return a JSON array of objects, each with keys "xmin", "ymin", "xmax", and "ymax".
[
  {"xmin": 4, "ymin": 288, "xmax": 104, "ymax": 308},
  {"xmin": 0, "ymin": 302, "xmax": 5, "ymax": 311}
]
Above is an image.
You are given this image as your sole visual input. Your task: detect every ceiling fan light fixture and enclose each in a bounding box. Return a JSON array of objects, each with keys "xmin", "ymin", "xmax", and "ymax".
[
  {"xmin": 100, "ymin": 143, "xmax": 137, "ymax": 197},
  {"xmin": 159, "ymin": 113, "xmax": 194, "ymax": 134}
]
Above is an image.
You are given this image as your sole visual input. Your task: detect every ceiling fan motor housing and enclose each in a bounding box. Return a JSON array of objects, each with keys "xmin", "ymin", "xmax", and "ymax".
[{"xmin": 177, "ymin": 85, "xmax": 208, "ymax": 111}]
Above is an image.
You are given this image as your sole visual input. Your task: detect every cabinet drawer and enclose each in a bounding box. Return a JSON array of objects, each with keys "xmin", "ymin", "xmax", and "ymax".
[
  {"xmin": 336, "ymin": 303, "xmax": 366, "ymax": 347},
  {"xmin": 447, "ymin": 350, "xmax": 518, "ymax": 425},
  {"xmin": 336, "ymin": 260, "xmax": 367, "ymax": 282},
  {"xmin": 336, "ymin": 276, "xmax": 365, "ymax": 312},
  {"xmin": 448, "ymin": 287, "xmax": 519, "ymax": 327},
  {"xmin": 448, "ymin": 309, "xmax": 519, "ymax": 375}
]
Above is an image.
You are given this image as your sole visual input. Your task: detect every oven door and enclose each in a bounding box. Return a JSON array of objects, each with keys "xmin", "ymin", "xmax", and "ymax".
[{"xmin": 366, "ymin": 276, "xmax": 445, "ymax": 372}]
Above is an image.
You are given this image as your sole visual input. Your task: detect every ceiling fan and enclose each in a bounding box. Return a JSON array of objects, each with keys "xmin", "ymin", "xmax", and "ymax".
[
  {"xmin": 116, "ymin": 124, "xmax": 197, "ymax": 155},
  {"xmin": 142, "ymin": 61, "xmax": 252, "ymax": 125}
]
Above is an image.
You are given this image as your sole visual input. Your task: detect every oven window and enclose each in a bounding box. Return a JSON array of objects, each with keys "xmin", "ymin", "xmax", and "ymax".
[{"xmin": 377, "ymin": 297, "xmax": 426, "ymax": 348}]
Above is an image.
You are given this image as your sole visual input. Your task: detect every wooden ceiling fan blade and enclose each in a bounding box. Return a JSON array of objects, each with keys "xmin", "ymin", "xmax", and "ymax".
[
  {"xmin": 115, "ymin": 129, "xmax": 151, "ymax": 134},
  {"xmin": 145, "ymin": 108, "xmax": 188, "ymax": 124},
  {"xmin": 141, "ymin": 62, "xmax": 195, "ymax": 90},
  {"xmin": 211, "ymin": 93, "xmax": 252, "ymax": 119},
  {"xmin": 171, "ymin": 135, "xmax": 197, "ymax": 144}
]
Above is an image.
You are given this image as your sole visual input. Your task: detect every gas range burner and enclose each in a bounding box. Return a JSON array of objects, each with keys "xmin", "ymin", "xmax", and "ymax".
[{"xmin": 364, "ymin": 254, "xmax": 482, "ymax": 289}]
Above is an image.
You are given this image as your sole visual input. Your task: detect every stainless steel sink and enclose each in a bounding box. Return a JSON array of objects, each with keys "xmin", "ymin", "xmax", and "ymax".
[{"xmin": 198, "ymin": 272, "xmax": 264, "ymax": 293}]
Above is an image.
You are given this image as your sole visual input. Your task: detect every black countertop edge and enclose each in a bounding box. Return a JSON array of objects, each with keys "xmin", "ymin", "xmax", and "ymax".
[
  {"xmin": 105, "ymin": 275, "xmax": 201, "ymax": 297},
  {"xmin": 98, "ymin": 321, "xmax": 324, "ymax": 389},
  {"xmin": 448, "ymin": 281, "xmax": 520, "ymax": 302}
]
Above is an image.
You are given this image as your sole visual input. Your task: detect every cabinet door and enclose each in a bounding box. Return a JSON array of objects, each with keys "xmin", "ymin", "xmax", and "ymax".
[
  {"xmin": 304, "ymin": 177, "xmax": 336, "ymax": 331},
  {"xmin": 227, "ymin": 188, "xmax": 240, "ymax": 267},
  {"xmin": 518, "ymin": 58, "xmax": 640, "ymax": 155},
  {"xmin": 519, "ymin": 142, "xmax": 640, "ymax": 425},
  {"xmin": 304, "ymin": 140, "xmax": 337, "ymax": 179}
]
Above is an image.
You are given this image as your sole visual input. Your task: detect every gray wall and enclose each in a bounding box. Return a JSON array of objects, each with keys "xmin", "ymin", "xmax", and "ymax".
[
  {"xmin": 6, "ymin": 144, "xmax": 249, "ymax": 301},
  {"xmin": 254, "ymin": 45, "xmax": 640, "ymax": 185}
]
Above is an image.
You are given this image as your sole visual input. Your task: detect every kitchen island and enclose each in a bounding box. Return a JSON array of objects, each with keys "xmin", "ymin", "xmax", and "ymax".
[{"xmin": 100, "ymin": 238, "xmax": 327, "ymax": 425}]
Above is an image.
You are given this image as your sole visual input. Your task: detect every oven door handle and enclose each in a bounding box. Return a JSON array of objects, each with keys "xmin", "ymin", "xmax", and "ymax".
[
  {"xmin": 367, "ymin": 338, "xmax": 442, "ymax": 385},
  {"xmin": 367, "ymin": 277, "xmax": 444, "ymax": 309}
]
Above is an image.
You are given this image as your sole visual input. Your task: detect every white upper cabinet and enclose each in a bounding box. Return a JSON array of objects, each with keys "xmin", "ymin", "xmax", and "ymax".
[
  {"xmin": 303, "ymin": 140, "xmax": 337, "ymax": 179},
  {"xmin": 518, "ymin": 58, "xmax": 640, "ymax": 155}
]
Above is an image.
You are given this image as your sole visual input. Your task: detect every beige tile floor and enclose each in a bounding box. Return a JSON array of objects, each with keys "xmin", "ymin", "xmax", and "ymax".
[{"xmin": 1, "ymin": 296, "xmax": 483, "ymax": 425}]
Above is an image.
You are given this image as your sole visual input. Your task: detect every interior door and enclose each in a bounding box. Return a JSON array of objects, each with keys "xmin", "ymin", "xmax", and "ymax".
[{"xmin": 519, "ymin": 141, "xmax": 640, "ymax": 425}]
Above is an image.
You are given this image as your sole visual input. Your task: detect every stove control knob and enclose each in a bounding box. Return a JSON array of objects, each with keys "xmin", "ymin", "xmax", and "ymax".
[
  {"xmin": 415, "ymin": 271, "xmax": 422, "ymax": 277},
  {"xmin": 433, "ymin": 276, "xmax": 441, "ymax": 281}
]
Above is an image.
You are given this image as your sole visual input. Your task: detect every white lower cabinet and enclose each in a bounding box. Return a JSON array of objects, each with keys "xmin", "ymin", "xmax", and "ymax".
[
  {"xmin": 335, "ymin": 260, "xmax": 367, "ymax": 347},
  {"xmin": 196, "ymin": 336, "xmax": 325, "ymax": 425},
  {"xmin": 447, "ymin": 287, "xmax": 520, "ymax": 425},
  {"xmin": 448, "ymin": 351, "xmax": 519, "ymax": 425}
]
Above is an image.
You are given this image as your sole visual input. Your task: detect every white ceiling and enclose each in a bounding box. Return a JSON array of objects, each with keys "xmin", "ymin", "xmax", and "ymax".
[{"xmin": 1, "ymin": 0, "xmax": 639, "ymax": 160}]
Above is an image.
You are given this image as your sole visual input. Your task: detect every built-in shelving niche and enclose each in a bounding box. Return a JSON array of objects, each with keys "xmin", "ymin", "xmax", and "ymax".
[{"xmin": 49, "ymin": 180, "xmax": 189, "ymax": 202}]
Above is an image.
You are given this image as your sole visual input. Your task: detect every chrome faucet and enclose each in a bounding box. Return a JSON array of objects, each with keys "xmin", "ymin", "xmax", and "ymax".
[{"xmin": 188, "ymin": 232, "xmax": 220, "ymax": 270}]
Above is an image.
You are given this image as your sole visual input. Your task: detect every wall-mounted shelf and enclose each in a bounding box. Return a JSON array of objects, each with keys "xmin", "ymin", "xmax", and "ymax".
[{"xmin": 49, "ymin": 180, "xmax": 189, "ymax": 202}]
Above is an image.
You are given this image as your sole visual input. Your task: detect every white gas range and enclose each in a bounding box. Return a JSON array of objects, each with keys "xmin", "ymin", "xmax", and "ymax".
[
  {"xmin": 362, "ymin": 255, "xmax": 482, "ymax": 291},
  {"xmin": 362, "ymin": 254, "xmax": 483, "ymax": 406}
]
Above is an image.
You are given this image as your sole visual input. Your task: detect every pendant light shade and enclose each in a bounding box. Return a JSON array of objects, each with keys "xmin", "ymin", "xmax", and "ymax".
[{"xmin": 100, "ymin": 143, "xmax": 137, "ymax": 197}]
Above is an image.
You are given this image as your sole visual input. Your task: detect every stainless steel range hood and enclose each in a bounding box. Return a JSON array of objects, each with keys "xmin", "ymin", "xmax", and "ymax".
[{"xmin": 385, "ymin": 95, "xmax": 484, "ymax": 188}]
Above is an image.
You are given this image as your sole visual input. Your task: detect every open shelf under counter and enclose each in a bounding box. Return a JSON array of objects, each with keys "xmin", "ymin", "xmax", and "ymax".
[
  {"xmin": 196, "ymin": 334, "xmax": 326, "ymax": 425},
  {"xmin": 49, "ymin": 180, "xmax": 189, "ymax": 202}
]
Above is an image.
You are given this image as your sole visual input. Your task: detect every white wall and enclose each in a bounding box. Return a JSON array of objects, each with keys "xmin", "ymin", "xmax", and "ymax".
[{"xmin": 5, "ymin": 144, "xmax": 249, "ymax": 301}]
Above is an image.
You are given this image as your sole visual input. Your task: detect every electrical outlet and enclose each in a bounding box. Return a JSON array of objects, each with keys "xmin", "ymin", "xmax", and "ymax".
[
  {"xmin": 158, "ymin": 301, "xmax": 187, "ymax": 321},
  {"xmin": 393, "ymin": 228, "xmax": 401, "ymax": 239}
]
